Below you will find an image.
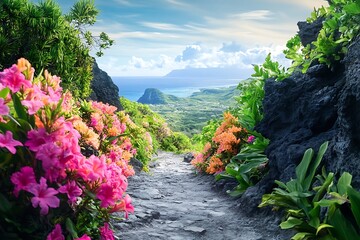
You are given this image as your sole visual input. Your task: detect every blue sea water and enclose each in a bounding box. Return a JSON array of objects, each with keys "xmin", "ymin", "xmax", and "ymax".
[{"xmin": 112, "ymin": 76, "xmax": 242, "ymax": 101}]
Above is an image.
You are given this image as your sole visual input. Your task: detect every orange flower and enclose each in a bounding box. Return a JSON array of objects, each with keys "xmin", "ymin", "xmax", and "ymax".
[
  {"xmin": 121, "ymin": 151, "xmax": 132, "ymax": 161},
  {"xmin": 108, "ymin": 126, "xmax": 120, "ymax": 137},
  {"xmin": 17, "ymin": 58, "xmax": 31, "ymax": 72},
  {"xmin": 206, "ymin": 156, "xmax": 224, "ymax": 174}
]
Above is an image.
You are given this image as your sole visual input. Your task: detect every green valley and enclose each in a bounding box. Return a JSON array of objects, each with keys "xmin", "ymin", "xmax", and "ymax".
[{"xmin": 138, "ymin": 86, "xmax": 240, "ymax": 136}]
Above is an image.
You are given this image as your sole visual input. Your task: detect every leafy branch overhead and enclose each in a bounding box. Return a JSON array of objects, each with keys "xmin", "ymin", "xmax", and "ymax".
[{"xmin": 66, "ymin": 0, "xmax": 114, "ymax": 57}]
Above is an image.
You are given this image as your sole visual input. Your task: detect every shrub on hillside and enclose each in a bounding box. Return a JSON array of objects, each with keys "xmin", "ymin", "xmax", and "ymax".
[
  {"xmin": 120, "ymin": 97, "xmax": 193, "ymax": 154},
  {"xmin": 191, "ymin": 112, "xmax": 248, "ymax": 174}
]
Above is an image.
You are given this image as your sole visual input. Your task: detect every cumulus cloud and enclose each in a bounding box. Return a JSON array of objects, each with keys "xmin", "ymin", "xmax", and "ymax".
[
  {"xmin": 175, "ymin": 44, "xmax": 202, "ymax": 62},
  {"xmin": 109, "ymin": 42, "xmax": 290, "ymax": 76},
  {"xmin": 174, "ymin": 43, "xmax": 288, "ymax": 69}
]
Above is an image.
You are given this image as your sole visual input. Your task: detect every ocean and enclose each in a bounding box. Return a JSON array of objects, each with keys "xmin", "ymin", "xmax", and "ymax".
[{"xmin": 112, "ymin": 76, "xmax": 243, "ymax": 101}]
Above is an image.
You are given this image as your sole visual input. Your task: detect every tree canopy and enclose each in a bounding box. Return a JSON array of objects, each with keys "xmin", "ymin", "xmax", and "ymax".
[{"xmin": 0, "ymin": 0, "xmax": 113, "ymax": 98}]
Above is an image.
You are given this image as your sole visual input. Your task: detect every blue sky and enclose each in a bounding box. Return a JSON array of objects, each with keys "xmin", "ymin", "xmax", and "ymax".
[{"xmin": 51, "ymin": 0, "xmax": 327, "ymax": 76}]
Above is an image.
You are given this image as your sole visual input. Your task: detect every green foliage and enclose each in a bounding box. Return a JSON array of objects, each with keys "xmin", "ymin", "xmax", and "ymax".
[
  {"xmin": 192, "ymin": 119, "xmax": 221, "ymax": 147},
  {"xmin": 161, "ymin": 132, "xmax": 192, "ymax": 153},
  {"xmin": 260, "ymin": 142, "xmax": 360, "ymax": 240},
  {"xmin": 285, "ymin": 0, "xmax": 360, "ymax": 73},
  {"xmin": 0, "ymin": 0, "xmax": 113, "ymax": 98},
  {"xmin": 216, "ymin": 133, "xmax": 269, "ymax": 197},
  {"xmin": 120, "ymin": 97, "xmax": 193, "ymax": 155},
  {"xmin": 233, "ymin": 54, "xmax": 288, "ymax": 130}
]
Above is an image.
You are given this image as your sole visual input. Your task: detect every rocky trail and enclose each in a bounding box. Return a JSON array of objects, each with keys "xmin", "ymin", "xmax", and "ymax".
[{"xmin": 113, "ymin": 152, "xmax": 288, "ymax": 240}]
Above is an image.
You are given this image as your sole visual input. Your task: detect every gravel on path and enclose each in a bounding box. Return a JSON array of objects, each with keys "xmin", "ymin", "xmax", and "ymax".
[{"xmin": 114, "ymin": 151, "xmax": 287, "ymax": 240}]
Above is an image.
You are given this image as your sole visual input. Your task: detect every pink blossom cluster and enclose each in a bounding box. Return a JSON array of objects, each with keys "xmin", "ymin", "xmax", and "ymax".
[{"xmin": 0, "ymin": 59, "xmax": 134, "ymax": 239}]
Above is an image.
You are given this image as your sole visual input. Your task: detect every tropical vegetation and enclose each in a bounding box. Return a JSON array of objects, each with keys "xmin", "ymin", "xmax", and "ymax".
[
  {"xmin": 0, "ymin": 0, "xmax": 113, "ymax": 98},
  {"xmin": 260, "ymin": 142, "xmax": 360, "ymax": 240}
]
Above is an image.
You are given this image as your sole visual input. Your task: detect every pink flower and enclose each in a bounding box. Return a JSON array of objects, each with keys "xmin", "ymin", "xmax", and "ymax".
[
  {"xmin": 0, "ymin": 131, "xmax": 23, "ymax": 154},
  {"xmin": 0, "ymin": 64, "xmax": 32, "ymax": 93},
  {"xmin": 75, "ymin": 235, "xmax": 91, "ymax": 240},
  {"xmin": 58, "ymin": 181, "xmax": 82, "ymax": 204},
  {"xmin": 46, "ymin": 224, "xmax": 65, "ymax": 240},
  {"xmin": 22, "ymin": 99, "xmax": 44, "ymax": 115},
  {"xmin": 247, "ymin": 135, "xmax": 255, "ymax": 144},
  {"xmin": 85, "ymin": 155, "xmax": 106, "ymax": 181},
  {"xmin": 0, "ymin": 98, "xmax": 9, "ymax": 115},
  {"xmin": 10, "ymin": 166, "xmax": 36, "ymax": 197},
  {"xmin": 29, "ymin": 177, "xmax": 60, "ymax": 215},
  {"xmin": 26, "ymin": 128, "xmax": 51, "ymax": 152},
  {"xmin": 99, "ymin": 223, "xmax": 114, "ymax": 240},
  {"xmin": 97, "ymin": 183, "xmax": 116, "ymax": 208},
  {"xmin": 109, "ymin": 194, "xmax": 134, "ymax": 218}
]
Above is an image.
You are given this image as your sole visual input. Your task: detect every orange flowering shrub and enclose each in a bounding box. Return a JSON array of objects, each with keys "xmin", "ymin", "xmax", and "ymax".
[{"xmin": 191, "ymin": 112, "xmax": 248, "ymax": 174}]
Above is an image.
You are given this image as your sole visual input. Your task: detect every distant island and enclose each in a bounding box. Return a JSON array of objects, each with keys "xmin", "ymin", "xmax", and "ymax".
[{"xmin": 137, "ymin": 88, "xmax": 180, "ymax": 104}]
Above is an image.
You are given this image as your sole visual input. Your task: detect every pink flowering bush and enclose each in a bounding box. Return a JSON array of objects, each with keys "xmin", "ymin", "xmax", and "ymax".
[{"xmin": 0, "ymin": 59, "xmax": 134, "ymax": 239}]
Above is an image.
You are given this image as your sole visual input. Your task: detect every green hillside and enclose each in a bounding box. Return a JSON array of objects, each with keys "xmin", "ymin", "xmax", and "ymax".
[{"xmin": 143, "ymin": 86, "xmax": 239, "ymax": 136}]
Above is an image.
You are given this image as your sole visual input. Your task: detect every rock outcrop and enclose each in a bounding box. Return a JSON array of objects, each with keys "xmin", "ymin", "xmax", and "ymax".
[
  {"xmin": 238, "ymin": 29, "xmax": 360, "ymax": 212},
  {"xmin": 90, "ymin": 60, "xmax": 122, "ymax": 110}
]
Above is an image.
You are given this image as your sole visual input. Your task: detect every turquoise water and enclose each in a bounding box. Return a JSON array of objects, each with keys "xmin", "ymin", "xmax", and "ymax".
[{"xmin": 112, "ymin": 76, "xmax": 242, "ymax": 101}]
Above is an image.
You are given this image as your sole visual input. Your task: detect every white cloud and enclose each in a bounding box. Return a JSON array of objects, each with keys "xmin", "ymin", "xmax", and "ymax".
[
  {"xmin": 140, "ymin": 22, "xmax": 186, "ymax": 31},
  {"xmin": 176, "ymin": 44, "xmax": 202, "ymax": 61},
  {"xmin": 231, "ymin": 10, "xmax": 273, "ymax": 20},
  {"xmin": 165, "ymin": 0, "xmax": 191, "ymax": 8},
  {"xmin": 99, "ymin": 43, "xmax": 290, "ymax": 76},
  {"xmin": 113, "ymin": 0, "xmax": 141, "ymax": 7}
]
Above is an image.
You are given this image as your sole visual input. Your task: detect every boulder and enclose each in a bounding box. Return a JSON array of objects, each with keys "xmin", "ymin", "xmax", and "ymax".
[{"xmin": 183, "ymin": 152, "xmax": 195, "ymax": 163}]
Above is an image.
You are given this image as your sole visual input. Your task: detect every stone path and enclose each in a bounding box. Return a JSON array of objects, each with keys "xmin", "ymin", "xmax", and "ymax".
[{"xmin": 114, "ymin": 152, "xmax": 286, "ymax": 240}]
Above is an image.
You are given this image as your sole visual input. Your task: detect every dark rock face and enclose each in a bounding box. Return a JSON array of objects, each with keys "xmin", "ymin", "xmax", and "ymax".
[
  {"xmin": 238, "ymin": 37, "xmax": 360, "ymax": 213},
  {"xmin": 90, "ymin": 60, "xmax": 122, "ymax": 110},
  {"xmin": 297, "ymin": 17, "xmax": 323, "ymax": 46}
]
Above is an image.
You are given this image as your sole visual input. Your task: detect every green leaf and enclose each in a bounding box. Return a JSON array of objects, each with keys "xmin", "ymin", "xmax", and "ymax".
[
  {"xmin": 106, "ymin": 133, "xmax": 129, "ymax": 142},
  {"xmin": 291, "ymin": 232, "xmax": 313, "ymax": 240},
  {"xmin": 303, "ymin": 141, "xmax": 328, "ymax": 191},
  {"xmin": 280, "ymin": 217, "xmax": 303, "ymax": 229},
  {"xmin": 11, "ymin": 93, "xmax": 28, "ymax": 121},
  {"xmin": 316, "ymin": 224, "xmax": 333, "ymax": 235},
  {"xmin": 65, "ymin": 218, "xmax": 79, "ymax": 238},
  {"xmin": 328, "ymin": 208, "xmax": 360, "ymax": 240},
  {"xmin": 344, "ymin": 2, "xmax": 360, "ymax": 14},
  {"xmin": 313, "ymin": 172, "xmax": 334, "ymax": 202},
  {"xmin": 347, "ymin": 186, "xmax": 360, "ymax": 229},
  {"xmin": 295, "ymin": 148, "xmax": 314, "ymax": 186},
  {"xmin": 0, "ymin": 87, "xmax": 10, "ymax": 99},
  {"xmin": 337, "ymin": 172, "xmax": 352, "ymax": 196}
]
